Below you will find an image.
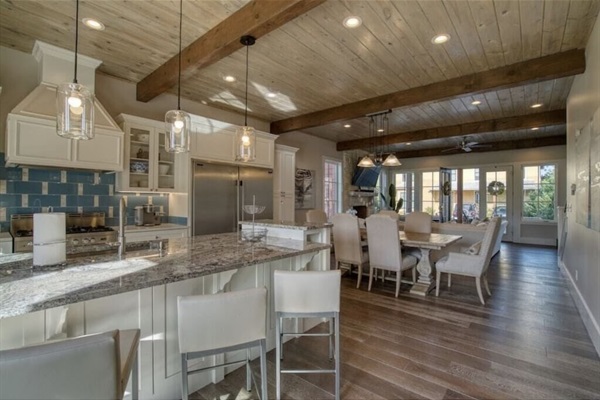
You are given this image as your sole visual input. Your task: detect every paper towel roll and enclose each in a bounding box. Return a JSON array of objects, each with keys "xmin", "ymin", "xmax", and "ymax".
[{"xmin": 33, "ymin": 213, "xmax": 66, "ymax": 266}]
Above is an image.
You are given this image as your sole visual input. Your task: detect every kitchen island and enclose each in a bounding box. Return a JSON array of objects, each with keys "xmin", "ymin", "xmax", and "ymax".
[{"xmin": 0, "ymin": 231, "xmax": 331, "ymax": 400}]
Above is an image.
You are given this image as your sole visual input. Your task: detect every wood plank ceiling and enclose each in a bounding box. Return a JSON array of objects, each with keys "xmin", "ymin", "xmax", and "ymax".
[{"xmin": 1, "ymin": 0, "xmax": 599, "ymax": 157}]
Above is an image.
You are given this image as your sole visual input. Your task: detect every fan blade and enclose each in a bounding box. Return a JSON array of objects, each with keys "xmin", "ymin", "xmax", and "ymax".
[
  {"xmin": 470, "ymin": 144, "xmax": 492, "ymax": 148},
  {"xmin": 465, "ymin": 141, "xmax": 479, "ymax": 146},
  {"xmin": 463, "ymin": 147, "xmax": 472, "ymax": 152}
]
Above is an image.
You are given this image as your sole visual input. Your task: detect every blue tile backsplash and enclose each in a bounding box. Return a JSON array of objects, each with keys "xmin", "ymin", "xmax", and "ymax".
[{"xmin": 0, "ymin": 153, "xmax": 186, "ymax": 232}]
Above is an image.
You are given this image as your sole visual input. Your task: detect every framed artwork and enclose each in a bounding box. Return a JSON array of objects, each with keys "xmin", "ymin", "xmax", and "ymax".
[{"xmin": 295, "ymin": 168, "xmax": 315, "ymax": 209}]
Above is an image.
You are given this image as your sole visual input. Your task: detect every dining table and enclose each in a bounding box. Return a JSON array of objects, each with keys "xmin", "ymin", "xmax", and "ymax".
[{"xmin": 399, "ymin": 231, "xmax": 462, "ymax": 296}]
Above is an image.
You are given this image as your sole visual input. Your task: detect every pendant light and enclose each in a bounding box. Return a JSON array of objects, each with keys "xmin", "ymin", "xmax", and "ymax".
[
  {"xmin": 56, "ymin": 0, "xmax": 94, "ymax": 140},
  {"xmin": 357, "ymin": 116, "xmax": 376, "ymax": 167},
  {"xmin": 236, "ymin": 35, "xmax": 257, "ymax": 162},
  {"xmin": 164, "ymin": 0, "xmax": 191, "ymax": 153},
  {"xmin": 382, "ymin": 114, "xmax": 402, "ymax": 167}
]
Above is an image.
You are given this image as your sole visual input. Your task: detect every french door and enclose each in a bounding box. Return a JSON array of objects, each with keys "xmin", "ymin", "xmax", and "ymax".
[{"xmin": 481, "ymin": 166, "xmax": 513, "ymax": 241}]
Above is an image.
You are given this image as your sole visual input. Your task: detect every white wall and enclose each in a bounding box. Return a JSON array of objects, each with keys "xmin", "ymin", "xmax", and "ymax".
[
  {"xmin": 276, "ymin": 132, "xmax": 342, "ymax": 222},
  {"xmin": 565, "ymin": 17, "xmax": 600, "ymax": 354}
]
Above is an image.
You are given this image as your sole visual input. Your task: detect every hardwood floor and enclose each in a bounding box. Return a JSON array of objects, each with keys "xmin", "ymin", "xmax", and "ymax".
[{"xmin": 193, "ymin": 243, "xmax": 600, "ymax": 399}]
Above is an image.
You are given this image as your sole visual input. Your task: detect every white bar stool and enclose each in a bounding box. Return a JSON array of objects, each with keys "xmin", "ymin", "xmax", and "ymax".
[
  {"xmin": 274, "ymin": 270, "xmax": 342, "ymax": 400},
  {"xmin": 0, "ymin": 329, "xmax": 140, "ymax": 400},
  {"xmin": 177, "ymin": 287, "xmax": 268, "ymax": 400}
]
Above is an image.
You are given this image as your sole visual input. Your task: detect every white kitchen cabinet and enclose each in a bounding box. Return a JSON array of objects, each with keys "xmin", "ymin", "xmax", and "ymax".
[
  {"xmin": 190, "ymin": 116, "xmax": 276, "ymax": 168},
  {"xmin": 273, "ymin": 145, "xmax": 298, "ymax": 222},
  {"xmin": 6, "ymin": 111, "xmax": 123, "ymax": 171},
  {"xmin": 116, "ymin": 114, "xmax": 188, "ymax": 193},
  {"xmin": 125, "ymin": 225, "xmax": 189, "ymax": 243}
]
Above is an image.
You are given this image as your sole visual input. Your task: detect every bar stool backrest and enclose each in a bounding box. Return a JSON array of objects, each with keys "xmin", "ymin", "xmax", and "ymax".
[
  {"xmin": 0, "ymin": 330, "xmax": 121, "ymax": 400},
  {"xmin": 274, "ymin": 270, "xmax": 341, "ymax": 314},
  {"xmin": 177, "ymin": 287, "xmax": 267, "ymax": 354}
]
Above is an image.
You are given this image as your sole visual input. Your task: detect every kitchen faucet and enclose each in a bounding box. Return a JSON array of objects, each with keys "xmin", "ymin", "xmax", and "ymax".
[{"xmin": 118, "ymin": 197, "xmax": 127, "ymax": 258}]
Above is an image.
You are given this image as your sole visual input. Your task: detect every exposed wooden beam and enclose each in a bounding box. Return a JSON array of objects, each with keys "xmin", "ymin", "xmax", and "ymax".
[
  {"xmin": 137, "ymin": 0, "xmax": 326, "ymax": 102},
  {"xmin": 390, "ymin": 135, "xmax": 566, "ymax": 159},
  {"xmin": 271, "ymin": 49, "xmax": 585, "ymax": 134},
  {"xmin": 336, "ymin": 109, "xmax": 566, "ymax": 151}
]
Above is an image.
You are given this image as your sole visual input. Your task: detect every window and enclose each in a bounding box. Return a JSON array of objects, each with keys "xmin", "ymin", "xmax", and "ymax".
[
  {"xmin": 523, "ymin": 164, "xmax": 556, "ymax": 220},
  {"xmin": 323, "ymin": 158, "xmax": 342, "ymax": 219},
  {"xmin": 392, "ymin": 172, "xmax": 414, "ymax": 216},
  {"xmin": 459, "ymin": 168, "xmax": 480, "ymax": 221},
  {"xmin": 421, "ymin": 171, "xmax": 440, "ymax": 218}
]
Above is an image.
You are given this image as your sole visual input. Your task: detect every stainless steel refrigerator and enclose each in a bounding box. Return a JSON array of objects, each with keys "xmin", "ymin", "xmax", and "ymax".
[{"xmin": 192, "ymin": 162, "xmax": 274, "ymax": 235}]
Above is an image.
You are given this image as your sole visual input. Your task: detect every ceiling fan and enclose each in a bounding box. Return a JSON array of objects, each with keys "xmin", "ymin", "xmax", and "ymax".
[{"xmin": 442, "ymin": 137, "xmax": 491, "ymax": 153}]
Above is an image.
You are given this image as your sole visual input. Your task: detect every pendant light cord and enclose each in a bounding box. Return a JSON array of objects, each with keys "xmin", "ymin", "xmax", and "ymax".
[
  {"xmin": 73, "ymin": 0, "xmax": 79, "ymax": 84},
  {"xmin": 244, "ymin": 43, "xmax": 249, "ymax": 126},
  {"xmin": 177, "ymin": 0, "xmax": 183, "ymax": 110}
]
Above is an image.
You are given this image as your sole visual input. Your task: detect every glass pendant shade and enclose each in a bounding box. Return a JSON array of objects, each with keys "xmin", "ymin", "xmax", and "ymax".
[
  {"xmin": 382, "ymin": 153, "xmax": 402, "ymax": 166},
  {"xmin": 56, "ymin": 82, "xmax": 95, "ymax": 140},
  {"xmin": 357, "ymin": 155, "xmax": 375, "ymax": 168},
  {"xmin": 165, "ymin": 109, "xmax": 191, "ymax": 153},
  {"xmin": 235, "ymin": 125, "xmax": 256, "ymax": 162}
]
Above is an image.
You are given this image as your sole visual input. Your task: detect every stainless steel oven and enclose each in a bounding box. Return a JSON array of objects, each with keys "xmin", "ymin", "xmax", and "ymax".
[{"xmin": 11, "ymin": 213, "xmax": 117, "ymax": 253}]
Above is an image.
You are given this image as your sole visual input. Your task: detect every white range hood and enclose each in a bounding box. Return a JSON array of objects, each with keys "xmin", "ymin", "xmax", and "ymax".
[{"xmin": 5, "ymin": 41, "xmax": 124, "ymax": 171}]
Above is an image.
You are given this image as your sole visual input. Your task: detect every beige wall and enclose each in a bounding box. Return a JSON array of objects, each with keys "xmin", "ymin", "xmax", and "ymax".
[
  {"xmin": 0, "ymin": 47, "xmax": 39, "ymax": 150},
  {"xmin": 565, "ymin": 16, "xmax": 600, "ymax": 353},
  {"xmin": 276, "ymin": 131, "xmax": 342, "ymax": 222}
]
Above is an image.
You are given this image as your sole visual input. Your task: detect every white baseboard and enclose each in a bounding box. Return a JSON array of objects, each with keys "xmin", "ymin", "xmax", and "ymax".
[{"xmin": 559, "ymin": 259, "xmax": 600, "ymax": 356}]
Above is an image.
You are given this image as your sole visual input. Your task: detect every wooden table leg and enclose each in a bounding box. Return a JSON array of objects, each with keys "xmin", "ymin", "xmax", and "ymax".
[{"xmin": 409, "ymin": 248, "xmax": 435, "ymax": 296}]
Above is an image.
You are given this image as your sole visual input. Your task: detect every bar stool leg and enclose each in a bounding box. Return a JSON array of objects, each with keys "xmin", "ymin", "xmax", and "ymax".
[
  {"xmin": 334, "ymin": 313, "xmax": 341, "ymax": 400},
  {"xmin": 132, "ymin": 352, "xmax": 139, "ymax": 400},
  {"xmin": 276, "ymin": 315, "xmax": 282, "ymax": 400},
  {"xmin": 181, "ymin": 354, "xmax": 189, "ymax": 400},
  {"xmin": 328, "ymin": 318, "xmax": 334, "ymax": 360},
  {"xmin": 246, "ymin": 348, "xmax": 252, "ymax": 392},
  {"xmin": 260, "ymin": 339, "xmax": 268, "ymax": 400}
]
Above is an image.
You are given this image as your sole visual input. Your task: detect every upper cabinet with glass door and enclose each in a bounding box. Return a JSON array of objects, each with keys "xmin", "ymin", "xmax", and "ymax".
[{"xmin": 115, "ymin": 114, "xmax": 187, "ymax": 193}]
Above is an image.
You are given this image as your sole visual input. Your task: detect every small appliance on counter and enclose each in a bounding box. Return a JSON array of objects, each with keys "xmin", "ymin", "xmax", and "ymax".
[{"xmin": 134, "ymin": 205, "xmax": 163, "ymax": 226}]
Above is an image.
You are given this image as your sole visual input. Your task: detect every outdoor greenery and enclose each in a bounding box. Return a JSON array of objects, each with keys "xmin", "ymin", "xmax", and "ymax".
[{"xmin": 523, "ymin": 165, "xmax": 555, "ymax": 220}]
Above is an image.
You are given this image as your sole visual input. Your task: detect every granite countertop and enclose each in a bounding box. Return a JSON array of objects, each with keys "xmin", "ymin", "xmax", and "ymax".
[
  {"xmin": 0, "ymin": 233, "xmax": 330, "ymax": 319},
  {"xmin": 241, "ymin": 219, "xmax": 332, "ymax": 230}
]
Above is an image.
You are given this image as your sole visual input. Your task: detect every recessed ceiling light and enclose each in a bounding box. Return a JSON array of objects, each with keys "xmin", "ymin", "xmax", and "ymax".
[
  {"xmin": 266, "ymin": 92, "xmax": 277, "ymax": 98},
  {"xmin": 531, "ymin": 127, "xmax": 539, "ymax": 131},
  {"xmin": 377, "ymin": 128, "xmax": 384, "ymax": 132},
  {"xmin": 431, "ymin": 34, "xmax": 450, "ymax": 44},
  {"xmin": 530, "ymin": 103, "xmax": 543, "ymax": 108},
  {"xmin": 471, "ymin": 100, "xmax": 482, "ymax": 105},
  {"xmin": 223, "ymin": 75, "xmax": 236, "ymax": 82},
  {"xmin": 343, "ymin": 16, "xmax": 362, "ymax": 28},
  {"xmin": 344, "ymin": 124, "xmax": 351, "ymax": 128},
  {"xmin": 405, "ymin": 142, "xmax": 412, "ymax": 146},
  {"xmin": 82, "ymin": 18, "xmax": 105, "ymax": 31}
]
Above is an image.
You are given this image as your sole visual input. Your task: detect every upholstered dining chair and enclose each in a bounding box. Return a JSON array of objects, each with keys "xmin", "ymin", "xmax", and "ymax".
[
  {"xmin": 435, "ymin": 217, "xmax": 502, "ymax": 305},
  {"xmin": 366, "ymin": 214, "xmax": 417, "ymax": 297},
  {"xmin": 377, "ymin": 210, "xmax": 400, "ymax": 220},
  {"xmin": 404, "ymin": 211, "xmax": 432, "ymax": 233},
  {"xmin": 0, "ymin": 329, "xmax": 140, "ymax": 400},
  {"xmin": 331, "ymin": 213, "xmax": 369, "ymax": 288},
  {"xmin": 403, "ymin": 211, "xmax": 433, "ymax": 259},
  {"xmin": 306, "ymin": 209, "xmax": 328, "ymax": 223}
]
